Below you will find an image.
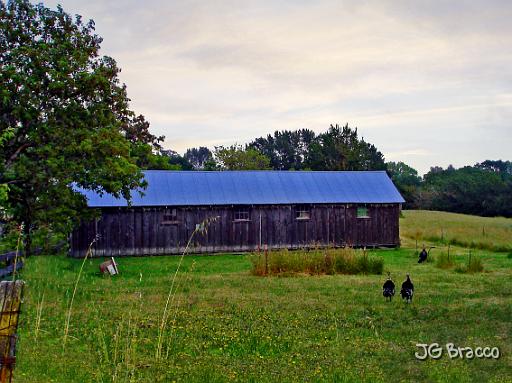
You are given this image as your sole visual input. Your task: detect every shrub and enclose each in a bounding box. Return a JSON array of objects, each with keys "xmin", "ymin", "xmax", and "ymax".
[
  {"xmin": 507, "ymin": 253, "xmax": 512, "ymax": 259},
  {"xmin": 467, "ymin": 257, "xmax": 484, "ymax": 273},
  {"xmin": 250, "ymin": 247, "xmax": 383, "ymax": 276},
  {"xmin": 454, "ymin": 255, "xmax": 484, "ymax": 274},
  {"xmin": 435, "ymin": 253, "xmax": 455, "ymax": 269}
]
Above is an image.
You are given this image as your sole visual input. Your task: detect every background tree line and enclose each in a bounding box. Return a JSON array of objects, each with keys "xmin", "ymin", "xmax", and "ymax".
[
  {"xmin": 162, "ymin": 136, "xmax": 512, "ymax": 218},
  {"xmin": 159, "ymin": 124, "xmax": 387, "ymax": 172}
]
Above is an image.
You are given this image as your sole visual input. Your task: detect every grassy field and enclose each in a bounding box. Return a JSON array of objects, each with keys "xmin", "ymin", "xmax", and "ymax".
[
  {"xmin": 400, "ymin": 210, "xmax": 512, "ymax": 252},
  {"xmin": 10, "ymin": 210, "xmax": 512, "ymax": 382}
]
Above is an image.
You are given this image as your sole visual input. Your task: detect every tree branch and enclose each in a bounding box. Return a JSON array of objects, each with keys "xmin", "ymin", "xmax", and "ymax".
[{"xmin": 5, "ymin": 143, "xmax": 31, "ymax": 167}]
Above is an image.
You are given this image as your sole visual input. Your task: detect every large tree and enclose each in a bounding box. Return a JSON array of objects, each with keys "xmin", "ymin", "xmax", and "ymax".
[
  {"xmin": 308, "ymin": 124, "xmax": 386, "ymax": 171},
  {"xmin": 0, "ymin": 0, "xmax": 158, "ymax": 253},
  {"xmin": 214, "ymin": 145, "xmax": 271, "ymax": 170},
  {"xmin": 184, "ymin": 146, "xmax": 213, "ymax": 170},
  {"xmin": 386, "ymin": 161, "xmax": 422, "ymax": 207},
  {"xmin": 248, "ymin": 129, "xmax": 316, "ymax": 170},
  {"xmin": 248, "ymin": 124, "xmax": 385, "ymax": 171}
]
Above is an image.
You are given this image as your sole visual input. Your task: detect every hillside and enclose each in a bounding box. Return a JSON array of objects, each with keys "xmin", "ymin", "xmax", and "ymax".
[{"xmin": 400, "ymin": 210, "xmax": 512, "ymax": 252}]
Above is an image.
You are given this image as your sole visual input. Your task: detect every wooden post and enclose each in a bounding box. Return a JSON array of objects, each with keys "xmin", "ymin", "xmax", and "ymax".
[{"xmin": 0, "ymin": 281, "xmax": 24, "ymax": 383}]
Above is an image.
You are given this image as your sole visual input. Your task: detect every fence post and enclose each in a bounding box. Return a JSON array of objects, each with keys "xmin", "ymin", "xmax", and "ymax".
[{"xmin": 0, "ymin": 280, "xmax": 24, "ymax": 383}]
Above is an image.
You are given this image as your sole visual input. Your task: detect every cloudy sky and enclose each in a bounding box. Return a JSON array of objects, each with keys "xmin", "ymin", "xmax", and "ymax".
[{"xmin": 43, "ymin": 0, "xmax": 511, "ymax": 175}]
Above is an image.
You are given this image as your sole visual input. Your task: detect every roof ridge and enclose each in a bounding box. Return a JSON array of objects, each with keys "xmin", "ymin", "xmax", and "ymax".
[
  {"xmin": 77, "ymin": 170, "xmax": 404, "ymax": 207},
  {"xmin": 143, "ymin": 170, "xmax": 388, "ymax": 173}
]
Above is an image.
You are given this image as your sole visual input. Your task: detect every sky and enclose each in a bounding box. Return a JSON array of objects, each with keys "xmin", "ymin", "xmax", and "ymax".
[{"xmin": 42, "ymin": 0, "xmax": 512, "ymax": 175}]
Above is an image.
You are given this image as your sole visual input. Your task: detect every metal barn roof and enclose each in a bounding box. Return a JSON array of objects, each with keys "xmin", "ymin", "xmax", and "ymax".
[{"xmin": 77, "ymin": 170, "xmax": 405, "ymax": 207}]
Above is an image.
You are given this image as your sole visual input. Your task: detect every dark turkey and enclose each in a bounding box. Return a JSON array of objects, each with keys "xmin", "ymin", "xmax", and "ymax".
[
  {"xmin": 400, "ymin": 274, "xmax": 414, "ymax": 303},
  {"xmin": 382, "ymin": 273, "xmax": 395, "ymax": 301},
  {"xmin": 418, "ymin": 247, "xmax": 428, "ymax": 263}
]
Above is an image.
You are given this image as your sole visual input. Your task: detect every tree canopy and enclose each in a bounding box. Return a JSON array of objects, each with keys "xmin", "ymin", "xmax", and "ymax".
[
  {"xmin": 386, "ymin": 161, "xmax": 422, "ymax": 207},
  {"xmin": 184, "ymin": 147, "xmax": 214, "ymax": 170},
  {"xmin": 247, "ymin": 124, "xmax": 386, "ymax": 171},
  {"xmin": 421, "ymin": 163, "xmax": 512, "ymax": 217},
  {"xmin": 214, "ymin": 145, "xmax": 271, "ymax": 170},
  {"xmin": 0, "ymin": 0, "xmax": 161, "ymax": 252}
]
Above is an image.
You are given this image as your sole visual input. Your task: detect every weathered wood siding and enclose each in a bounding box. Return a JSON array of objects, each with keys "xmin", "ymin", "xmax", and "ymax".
[{"xmin": 70, "ymin": 204, "xmax": 400, "ymax": 257}]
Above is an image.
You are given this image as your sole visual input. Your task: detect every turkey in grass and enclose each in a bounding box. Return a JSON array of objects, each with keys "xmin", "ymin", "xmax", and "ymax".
[
  {"xmin": 382, "ymin": 273, "xmax": 395, "ymax": 301},
  {"xmin": 400, "ymin": 274, "xmax": 414, "ymax": 303}
]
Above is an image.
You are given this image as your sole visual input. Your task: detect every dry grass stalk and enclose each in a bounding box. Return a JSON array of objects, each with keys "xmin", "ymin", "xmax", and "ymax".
[
  {"xmin": 155, "ymin": 216, "xmax": 217, "ymax": 360},
  {"xmin": 63, "ymin": 235, "xmax": 98, "ymax": 349},
  {"xmin": 11, "ymin": 224, "xmax": 23, "ymax": 282}
]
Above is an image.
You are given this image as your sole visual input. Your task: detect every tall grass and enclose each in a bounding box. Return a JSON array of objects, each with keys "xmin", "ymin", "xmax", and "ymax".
[
  {"xmin": 466, "ymin": 256, "xmax": 484, "ymax": 273},
  {"xmin": 435, "ymin": 253, "xmax": 455, "ymax": 269},
  {"xmin": 453, "ymin": 251, "xmax": 484, "ymax": 274},
  {"xmin": 250, "ymin": 247, "xmax": 384, "ymax": 276},
  {"xmin": 401, "ymin": 210, "xmax": 512, "ymax": 252}
]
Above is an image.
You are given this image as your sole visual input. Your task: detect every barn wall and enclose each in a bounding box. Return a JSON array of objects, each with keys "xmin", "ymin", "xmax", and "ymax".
[{"xmin": 69, "ymin": 204, "xmax": 400, "ymax": 257}]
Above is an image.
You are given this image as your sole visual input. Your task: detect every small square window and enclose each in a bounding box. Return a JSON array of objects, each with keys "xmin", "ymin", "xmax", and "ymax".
[
  {"xmin": 161, "ymin": 209, "xmax": 178, "ymax": 225},
  {"xmin": 234, "ymin": 209, "xmax": 250, "ymax": 221},
  {"xmin": 357, "ymin": 206, "xmax": 370, "ymax": 218},
  {"xmin": 295, "ymin": 207, "xmax": 310, "ymax": 220}
]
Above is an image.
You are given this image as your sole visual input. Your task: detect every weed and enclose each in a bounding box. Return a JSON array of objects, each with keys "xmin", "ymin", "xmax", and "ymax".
[
  {"xmin": 250, "ymin": 247, "xmax": 383, "ymax": 276},
  {"xmin": 435, "ymin": 253, "xmax": 455, "ymax": 269},
  {"xmin": 34, "ymin": 291, "xmax": 44, "ymax": 342},
  {"xmin": 454, "ymin": 253, "xmax": 484, "ymax": 274},
  {"xmin": 467, "ymin": 257, "xmax": 484, "ymax": 273}
]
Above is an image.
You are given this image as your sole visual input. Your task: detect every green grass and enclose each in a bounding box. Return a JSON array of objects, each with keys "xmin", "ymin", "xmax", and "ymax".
[
  {"xmin": 15, "ymin": 247, "xmax": 512, "ymax": 382},
  {"xmin": 400, "ymin": 210, "xmax": 512, "ymax": 252},
  {"xmin": 10, "ymin": 210, "xmax": 512, "ymax": 382}
]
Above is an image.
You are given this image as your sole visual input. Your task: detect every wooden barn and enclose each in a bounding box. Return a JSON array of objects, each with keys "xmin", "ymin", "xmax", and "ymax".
[{"xmin": 70, "ymin": 171, "xmax": 404, "ymax": 257}]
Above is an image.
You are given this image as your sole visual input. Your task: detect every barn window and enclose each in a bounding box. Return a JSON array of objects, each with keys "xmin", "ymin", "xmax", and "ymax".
[
  {"xmin": 234, "ymin": 209, "xmax": 250, "ymax": 221},
  {"xmin": 161, "ymin": 209, "xmax": 178, "ymax": 225},
  {"xmin": 357, "ymin": 206, "xmax": 370, "ymax": 218},
  {"xmin": 295, "ymin": 206, "xmax": 310, "ymax": 220}
]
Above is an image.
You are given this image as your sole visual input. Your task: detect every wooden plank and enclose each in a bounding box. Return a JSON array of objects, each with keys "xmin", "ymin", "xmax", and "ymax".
[
  {"xmin": 118, "ymin": 209, "xmax": 125, "ymax": 256},
  {"xmin": 156, "ymin": 210, "xmax": 165, "ymax": 255},
  {"xmin": 0, "ymin": 280, "xmax": 24, "ymax": 382},
  {"xmin": 211, "ymin": 208, "xmax": 220, "ymax": 252},
  {"xmin": 152, "ymin": 208, "xmax": 159, "ymax": 255},
  {"xmin": 132, "ymin": 209, "xmax": 139, "ymax": 255},
  {"xmin": 126, "ymin": 209, "xmax": 135, "ymax": 255},
  {"xmin": 260, "ymin": 208, "xmax": 267, "ymax": 250}
]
